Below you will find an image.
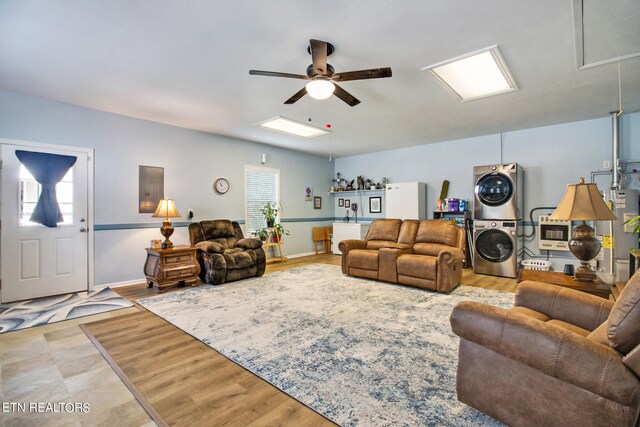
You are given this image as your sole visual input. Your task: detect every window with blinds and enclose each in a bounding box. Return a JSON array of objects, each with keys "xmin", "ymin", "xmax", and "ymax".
[{"xmin": 245, "ymin": 165, "xmax": 280, "ymax": 235}]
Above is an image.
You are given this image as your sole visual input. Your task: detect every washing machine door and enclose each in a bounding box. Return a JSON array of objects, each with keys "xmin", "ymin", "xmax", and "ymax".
[
  {"xmin": 475, "ymin": 173, "xmax": 514, "ymax": 207},
  {"xmin": 475, "ymin": 228, "xmax": 514, "ymax": 263}
]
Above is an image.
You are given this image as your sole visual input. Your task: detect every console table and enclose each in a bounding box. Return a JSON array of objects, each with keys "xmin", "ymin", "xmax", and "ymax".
[
  {"xmin": 144, "ymin": 245, "xmax": 200, "ymax": 293},
  {"xmin": 517, "ymin": 269, "xmax": 612, "ymax": 300}
]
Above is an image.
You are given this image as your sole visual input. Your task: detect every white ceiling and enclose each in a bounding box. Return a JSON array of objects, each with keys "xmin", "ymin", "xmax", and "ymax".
[{"xmin": 1, "ymin": 0, "xmax": 639, "ymax": 158}]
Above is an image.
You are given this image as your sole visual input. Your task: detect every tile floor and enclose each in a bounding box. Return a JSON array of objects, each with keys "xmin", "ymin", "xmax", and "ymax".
[{"xmin": 0, "ymin": 306, "xmax": 155, "ymax": 427}]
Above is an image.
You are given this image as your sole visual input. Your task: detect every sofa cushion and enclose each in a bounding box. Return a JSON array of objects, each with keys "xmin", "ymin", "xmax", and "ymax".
[
  {"xmin": 201, "ymin": 220, "xmax": 235, "ymax": 240},
  {"xmin": 348, "ymin": 250, "xmax": 379, "ymax": 270},
  {"xmin": 223, "ymin": 251, "xmax": 256, "ymax": 270},
  {"xmin": 396, "ymin": 254, "xmax": 436, "ymax": 280},
  {"xmin": 413, "ymin": 242, "xmax": 459, "ymax": 257},
  {"xmin": 397, "ymin": 220, "xmax": 419, "ymax": 245},
  {"xmin": 607, "ymin": 270, "xmax": 640, "ymax": 354},
  {"xmin": 415, "ymin": 219, "xmax": 458, "ymax": 247},
  {"xmin": 365, "ymin": 219, "xmax": 402, "ymax": 242}
]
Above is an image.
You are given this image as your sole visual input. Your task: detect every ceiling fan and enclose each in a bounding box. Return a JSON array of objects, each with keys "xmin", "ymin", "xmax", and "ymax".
[{"xmin": 249, "ymin": 39, "xmax": 392, "ymax": 107}]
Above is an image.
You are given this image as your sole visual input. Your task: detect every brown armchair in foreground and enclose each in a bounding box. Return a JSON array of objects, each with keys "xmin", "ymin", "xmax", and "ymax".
[
  {"xmin": 450, "ymin": 271, "xmax": 640, "ymax": 427},
  {"xmin": 189, "ymin": 220, "xmax": 266, "ymax": 285}
]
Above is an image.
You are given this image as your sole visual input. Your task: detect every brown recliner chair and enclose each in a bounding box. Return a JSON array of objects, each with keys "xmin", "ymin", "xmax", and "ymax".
[
  {"xmin": 450, "ymin": 271, "xmax": 640, "ymax": 427},
  {"xmin": 189, "ymin": 220, "xmax": 266, "ymax": 285}
]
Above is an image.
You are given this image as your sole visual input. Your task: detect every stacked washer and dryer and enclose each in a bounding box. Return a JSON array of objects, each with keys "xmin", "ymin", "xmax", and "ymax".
[{"xmin": 472, "ymin": 164, "xmax": 524, "ymax": 278}]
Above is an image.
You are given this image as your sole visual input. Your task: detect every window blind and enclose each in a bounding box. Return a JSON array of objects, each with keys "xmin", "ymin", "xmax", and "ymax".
[{"xmin": 245, "ymin": 165, "xmax": 280, "ymax": 235}]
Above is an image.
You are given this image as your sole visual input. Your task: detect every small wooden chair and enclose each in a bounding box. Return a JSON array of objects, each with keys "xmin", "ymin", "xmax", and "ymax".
[{"xmin": 312, "ymin": 226, "xmax": 332, "ymax": 254}]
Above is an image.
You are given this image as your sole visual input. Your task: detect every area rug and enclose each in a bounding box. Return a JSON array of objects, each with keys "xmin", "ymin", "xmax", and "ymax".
[
  {"xmin": 137, "ymin": 264, "xmax": 513, "ymax": 426},
  {"xmin": 0, "ymin": 287, "xmax": 133, "ymax": 334}
]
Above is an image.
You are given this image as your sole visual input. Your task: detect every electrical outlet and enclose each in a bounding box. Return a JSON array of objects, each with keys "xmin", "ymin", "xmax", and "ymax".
[{"xmin": 603, "ymin": 160, "xmax": 611, "ymax": 169}]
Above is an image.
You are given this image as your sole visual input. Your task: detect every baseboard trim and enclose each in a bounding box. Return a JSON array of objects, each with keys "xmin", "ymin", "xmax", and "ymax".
[{"xmin": 96, "ymin": 278, "xmax": 147, "ymax": 289}]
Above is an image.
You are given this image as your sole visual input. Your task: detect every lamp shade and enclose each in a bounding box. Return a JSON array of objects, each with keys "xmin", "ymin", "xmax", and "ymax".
[
  {"xmin": 306, "ymin": 79, "xmax": 335, "ymax": 100},
  {"xmin": 152, "ymin": 198, "xmax": 181, "ymax": 219},
  {"xmin": 550, "ymin": 178, "xmax": 616, "ymax": 221}
]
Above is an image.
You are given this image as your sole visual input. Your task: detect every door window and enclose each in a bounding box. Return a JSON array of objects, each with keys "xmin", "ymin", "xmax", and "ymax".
[
  {"xmin": 476, "ymin": 229, "xmax": 513, "ymax": 263},
  {"xmin": 19, "ymin": 164, "xmax": 73, "ymax": 226},
  {"xmin": 476, "ymin": 173, "xmax": 513, "ymax": 206}
]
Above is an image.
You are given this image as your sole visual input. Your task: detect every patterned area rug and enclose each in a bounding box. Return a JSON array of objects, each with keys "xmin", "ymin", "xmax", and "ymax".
[
  {"xmin": 137, "ymin": 264, "xmax": 513, "ymax": 426},
  {"xmin": 0, "ymin": 287, "xmax": 133, "ymax": 334}
]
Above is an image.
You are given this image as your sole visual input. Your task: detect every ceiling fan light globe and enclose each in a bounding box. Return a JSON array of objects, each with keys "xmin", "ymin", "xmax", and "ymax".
[{"xmin": 306, "ymin": 80, "xmax": 335, "ymax": 100}]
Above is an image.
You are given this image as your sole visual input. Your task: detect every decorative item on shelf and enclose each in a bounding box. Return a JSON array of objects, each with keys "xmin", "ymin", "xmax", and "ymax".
[
  {"xmin": 357, "ymin": 176, "xmax": 365, "ymax": 190},
  {"xmin": 365, "ymin": 179, "xmax": 373, "ymax": 190},
  {"xmin": 550, "ymin": 177, "xmax": 617, "ymax": 282},
  {"xmin": 332, "ymin": 172, "xmax": 346, "ymax": 192},
  {"xmin": 376, "ymin": 182, "xmax": 382, "ymax": 189},
  {"xmin": 330, "ymin": 184, "xmax": 335, "ymax": 192},
  {"xmin": 437, "ymin": 199, "xmax": 443, "ymax": 211},
  {"xmin": 260, "ymin": 201, "xmax": 280, "ymax": 228},
  {"xmin": 459, "ymin": 199, "xmax": 467, "ymax": 211},
  {"xmin": 382, "ymin": 177, "xmax": 388, "ymax": 186},
  {"xmin": 447, "ymin": 198, "xmax": 460, "ymax": 212},
  {"xmin": 345, "ymin": 179, "xmax": 355, "ymax": 191},
  {"xmin": 152, "ymin": 198, "xmax": 181, "ymax": 249},
  {"xmin": 150, "ymin": 239, "xmax": 162, "ymax": 249}
]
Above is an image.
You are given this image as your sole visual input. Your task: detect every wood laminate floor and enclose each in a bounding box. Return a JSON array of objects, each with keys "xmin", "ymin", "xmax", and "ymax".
[{"xmin": 0, "ymin": 254, "xmax": 516, "ymax": 426}]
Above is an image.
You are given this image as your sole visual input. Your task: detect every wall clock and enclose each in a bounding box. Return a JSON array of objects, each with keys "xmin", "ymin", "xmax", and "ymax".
[{"xmin": 214, "ymin": 177, "xmax": 230, "ymax": 194}]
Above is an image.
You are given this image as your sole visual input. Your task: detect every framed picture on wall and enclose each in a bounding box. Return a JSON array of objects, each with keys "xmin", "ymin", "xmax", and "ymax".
[
  {"xmin": 345, "ymin": 200, "xmax": 351, "ymax": 208},
  {"xmin": 338, "ymin": 198, "xmax": 344, "ymax": 207},
  {"xmin": 369, "ymin": 196, "xmax": 382, "ymax": 213},
  {"xmin": 314, "ymin": 196, "xmax": 321, "ymax": 209}
]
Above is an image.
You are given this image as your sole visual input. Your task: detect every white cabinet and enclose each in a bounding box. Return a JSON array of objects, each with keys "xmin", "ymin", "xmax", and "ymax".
[
  {"xmin": 385, "ymin": 182, "xmax": 427, "ymax": 219},
  {"xmin": 332, "ymin": 223, "xmax": 369, "ymax": 254}
]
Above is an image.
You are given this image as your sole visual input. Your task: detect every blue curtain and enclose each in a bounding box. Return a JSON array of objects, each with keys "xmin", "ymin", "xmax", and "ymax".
[{"xmin": 15, "ymin": 150, "xmax": 77, "ymax": 228}]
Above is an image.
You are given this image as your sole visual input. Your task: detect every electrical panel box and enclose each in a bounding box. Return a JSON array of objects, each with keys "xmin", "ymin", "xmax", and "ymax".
[{"xmin": 538, "ymin": 215, "xmax": 571, "ymax": 251}]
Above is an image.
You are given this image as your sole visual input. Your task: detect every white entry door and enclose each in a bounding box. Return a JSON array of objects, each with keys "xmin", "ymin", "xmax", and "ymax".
[{"xmin": 1, "ymin": 143, "xmax": 90, "ymax": 303}]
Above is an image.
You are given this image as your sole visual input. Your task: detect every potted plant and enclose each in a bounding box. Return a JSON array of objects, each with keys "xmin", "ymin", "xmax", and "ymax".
[
  {"xmin": 260, "ymin": 201, "xmax": 280, "ymax": 228},
  {"xmin": 271, "ymin": 223, "xmax": 289, "ymax": 243},
  {"xmin": 255, "ymin": 228, "xmax": 269, "ymax": 242}
]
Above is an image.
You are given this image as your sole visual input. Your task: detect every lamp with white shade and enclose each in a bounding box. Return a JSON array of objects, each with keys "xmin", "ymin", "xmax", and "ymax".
[
  {"xmin": 152, "ymin": 198, "xmax": 181, "ymax": 249},
  {"xmin": 550, "ymin": 178, "xmax": 616, "ymax": 281}
]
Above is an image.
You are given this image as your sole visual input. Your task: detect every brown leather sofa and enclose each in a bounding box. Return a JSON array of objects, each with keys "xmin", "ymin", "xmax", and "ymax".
[
  {"xmin": 339, "ymin": 218, "xmax": 465, "ymax": 292},
  {"xmin": 189, "ymin": 220, "xmax": 266, "ymax": 285},
  {"xmin": 450, "ymin": 272, "xmax": 640, "ymax": 427}
]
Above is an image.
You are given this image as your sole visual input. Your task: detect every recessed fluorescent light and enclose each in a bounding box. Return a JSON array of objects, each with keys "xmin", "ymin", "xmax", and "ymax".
[
  {"xmin": 258, "ymin": 116, "xmax": 330, "ymax": 138},
  {"xmin": 422, "ymin": 45, "xmax": 518, "ymax": 101}
]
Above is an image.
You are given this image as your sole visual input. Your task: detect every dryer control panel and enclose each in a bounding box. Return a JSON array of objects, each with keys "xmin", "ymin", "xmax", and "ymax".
[{"xmin": 538, "ymin": 215, "xmax": 570, "ymax": 251}]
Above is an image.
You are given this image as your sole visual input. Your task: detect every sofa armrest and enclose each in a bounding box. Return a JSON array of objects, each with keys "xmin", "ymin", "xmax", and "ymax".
[
  {"xmin": 236, "ymin": 238, "xmax": 263, "ymax": 250},
  {"xmin": 437, "ymin": 248, "xmax": 464, "ymax": 265},
  {"xmin": 339, "ymin": 239, "xmax": 367, "ymax": 274},
  {"xmin": 451, "ymin": 301, "xmax": 637, "ymax": 406},
  {"xmin": 516, "ymin": 281, "xmax": 613, "ymax": 331},
  {"xmin": 194, "ymin": 241, "xmax": 225, "ymax": 254}
]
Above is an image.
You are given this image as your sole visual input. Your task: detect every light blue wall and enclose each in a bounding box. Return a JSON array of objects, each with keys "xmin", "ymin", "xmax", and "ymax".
[
  {"xmin": 0, "ymin": 89, "xmax": 334, "ymax": 286},
  {"xmin": 335, "ymin": 112, "xmax": 640, "ymax": 266}
]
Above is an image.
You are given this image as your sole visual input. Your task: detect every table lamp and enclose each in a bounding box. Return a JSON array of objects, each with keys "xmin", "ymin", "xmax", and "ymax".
[
  {"xmin": 550, "ymin": 177, "xmax": 616, "ymax": 281},
  {"xmin": 152, "ymin": 198, "xmax": 181, "ymax": 249}
]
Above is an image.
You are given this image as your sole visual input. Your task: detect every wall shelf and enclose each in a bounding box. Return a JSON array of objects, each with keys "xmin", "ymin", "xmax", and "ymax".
[{"xmin": 329, "ymin": 189, "xmax": 385, "ymax": 195}]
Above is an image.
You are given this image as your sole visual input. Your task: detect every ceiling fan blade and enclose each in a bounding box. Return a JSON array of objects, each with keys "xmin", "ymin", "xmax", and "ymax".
[
  {"xmin": 333, "ymin": 84, "xmax": 361, "ymax": 107},
  {"xmin": 249, "ymin": 70, "xmax": 308, "ymax": 80},
  {"xmin": 309, "ymin": 39, "xmax": 328, "ymax": 76},
  {"xmin": 332, "ymin": 67, "xmax": 392, "ymax": 82},
  {"xmin": 284, "ymin": 87, "xmax": 308, "ymax": 104}
]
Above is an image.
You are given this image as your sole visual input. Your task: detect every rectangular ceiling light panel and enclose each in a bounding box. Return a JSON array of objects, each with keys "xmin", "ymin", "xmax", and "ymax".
[
  {"xmin": 422, "ymin": 46, "xmax": 518, "ymax": 101},
  {"xmin": 259, "ymin": 116, "xmax": 329, "ymax": 138}
]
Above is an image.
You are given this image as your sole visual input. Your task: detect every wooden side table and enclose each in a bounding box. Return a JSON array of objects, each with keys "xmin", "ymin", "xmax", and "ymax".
[
  {"xmin": 144, "ymin": 245, "xmax": 200, "ymax": 293},
  {"xmin": 517, "ymin": 268, "xmax": 612, "ymax": 300}
]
